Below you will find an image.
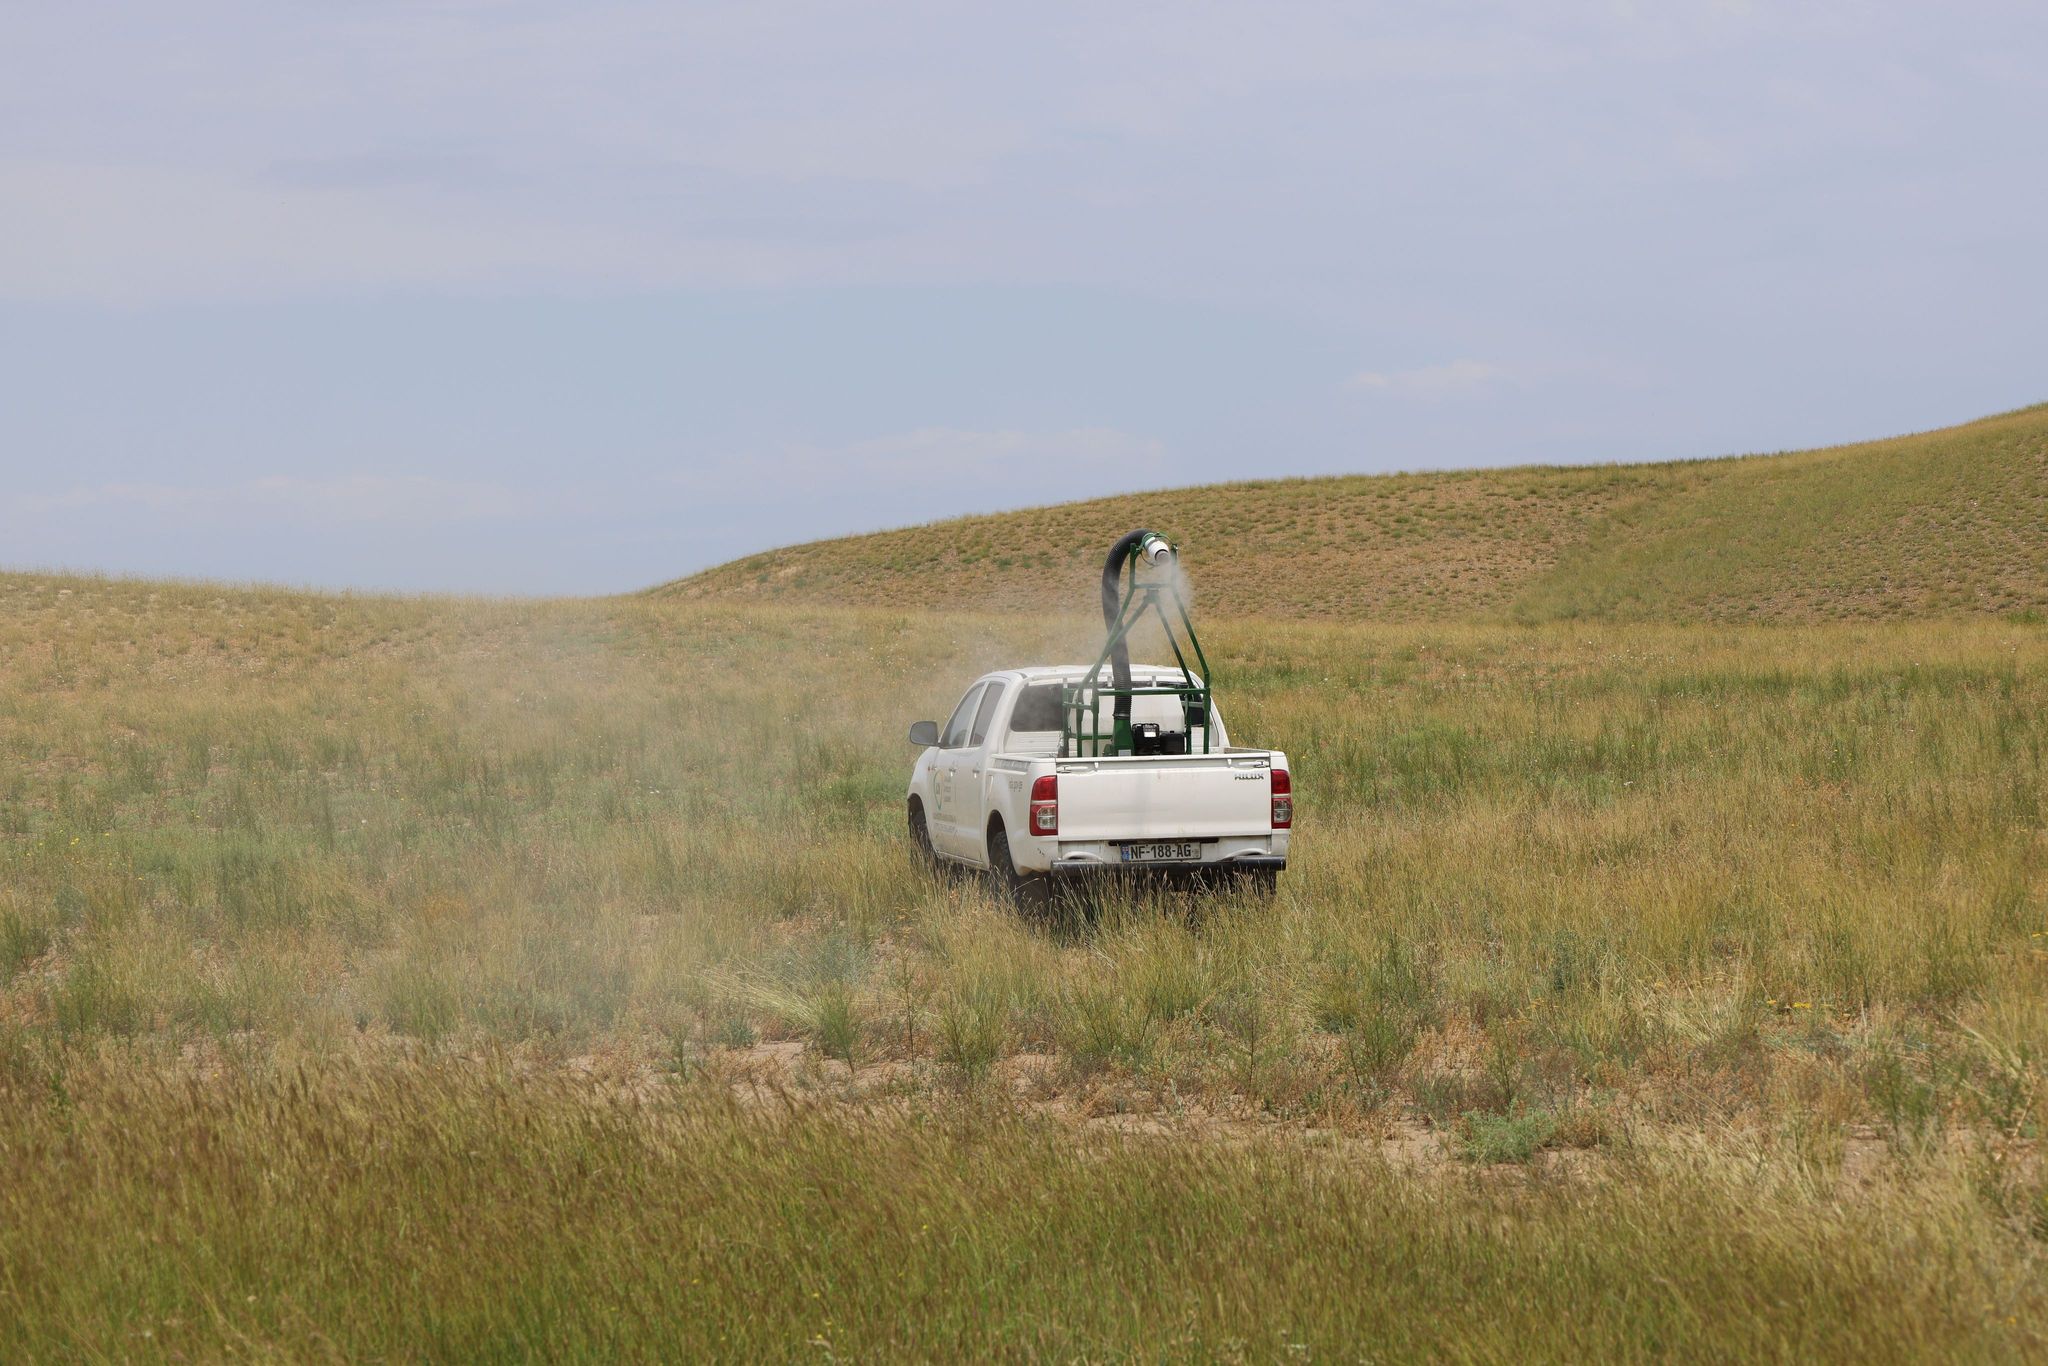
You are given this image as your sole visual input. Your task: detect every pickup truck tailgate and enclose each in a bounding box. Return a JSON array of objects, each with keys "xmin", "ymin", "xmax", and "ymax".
[{"xmin": 1052, "ymin": 753, "xmax": 1278, "ymax": 841}]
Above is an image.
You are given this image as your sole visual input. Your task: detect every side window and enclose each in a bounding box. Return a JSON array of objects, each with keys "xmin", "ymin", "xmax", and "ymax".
[
  {"xmin": 941, "ymin": 684, "xmax": 984, "ymax": 749},
  {"xmin": 969, "ymin": 681, "xmax": 1006, "ymax": 746}
]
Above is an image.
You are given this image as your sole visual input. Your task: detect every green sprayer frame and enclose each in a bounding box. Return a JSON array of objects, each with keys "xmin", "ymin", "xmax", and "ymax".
[{"xmin": 1061, "ymin": 551, "xmax": 1214, "ymax": 758}]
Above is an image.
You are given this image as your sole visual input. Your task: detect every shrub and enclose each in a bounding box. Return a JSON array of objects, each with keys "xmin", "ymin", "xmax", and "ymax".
[{"xmin": 1459, "ymin": 1107, "xmax": 1560, "ymax": 1165}]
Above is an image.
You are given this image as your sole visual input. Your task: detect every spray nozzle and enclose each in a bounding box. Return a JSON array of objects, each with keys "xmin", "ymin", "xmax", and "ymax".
[{"xmin": 1137, "ymin": 533, "xmax": 1174, "ymax": 567}]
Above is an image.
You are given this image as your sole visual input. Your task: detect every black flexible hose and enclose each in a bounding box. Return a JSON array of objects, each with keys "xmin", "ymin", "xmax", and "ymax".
[{"xmin": 1101, "ymin": 529, "xmax": 1155, "ymax": 731}]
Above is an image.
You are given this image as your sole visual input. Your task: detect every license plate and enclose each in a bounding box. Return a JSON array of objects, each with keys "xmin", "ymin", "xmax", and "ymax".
[{"xmin": 1120, "ymin": 841, "xmax": 1199, "ymax": 864}]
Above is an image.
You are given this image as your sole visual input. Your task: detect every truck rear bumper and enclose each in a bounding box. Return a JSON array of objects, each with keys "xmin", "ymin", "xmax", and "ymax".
[
  {"xmin": 1015, "ymin": 831, "xmax": 1286, "ymax": 877},
  {"xmin": 1048, "ymin": 853, "xmax": 1284, "ymax": 882}
]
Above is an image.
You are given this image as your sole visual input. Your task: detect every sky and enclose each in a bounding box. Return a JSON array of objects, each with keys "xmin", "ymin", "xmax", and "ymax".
[{"xmin": 2, "ymin": 2, "xmax": 2044, "ymax": 595}]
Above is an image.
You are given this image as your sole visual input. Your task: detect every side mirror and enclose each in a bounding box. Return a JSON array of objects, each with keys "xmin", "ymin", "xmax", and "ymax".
[{"xmin": 908, "ymin": 720, "xmax": 940, "ymax": 747}]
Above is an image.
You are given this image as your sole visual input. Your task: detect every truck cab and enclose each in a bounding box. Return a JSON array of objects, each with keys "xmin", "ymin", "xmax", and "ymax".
[{"xmin": 906, "ymin": 665, "xmax": 1291, "ymax": 908}]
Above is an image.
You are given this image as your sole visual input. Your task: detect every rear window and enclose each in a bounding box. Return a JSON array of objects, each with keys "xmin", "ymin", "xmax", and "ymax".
[{"xmin": 1009, "ymin": 683, "xmax": 1065, "ymax": 731}]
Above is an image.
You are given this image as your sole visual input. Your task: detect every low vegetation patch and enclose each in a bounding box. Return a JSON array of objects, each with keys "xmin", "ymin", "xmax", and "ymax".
[
  {"xmin": 1, "ymin": 1056, "xmax": 2043, "ymax": 1362},
  {"xmin": 3, "ymin": 570, "xmax": 2048, "ymax": 1354}
]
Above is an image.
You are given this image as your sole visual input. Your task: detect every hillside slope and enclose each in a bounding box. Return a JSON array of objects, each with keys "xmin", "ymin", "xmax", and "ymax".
[{"xmin": 661, "ymin": 405, "xmax": 2048, "ymax": 622}]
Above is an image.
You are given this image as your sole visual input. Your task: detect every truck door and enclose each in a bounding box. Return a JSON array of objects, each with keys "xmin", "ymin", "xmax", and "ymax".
[
  {"xmin": 931, "ymin": 683, "xmax": 984, "ymax": 851},
  {"xmin": 951, "ymin": 680, "xmax": 1008, "ymax": 862}
]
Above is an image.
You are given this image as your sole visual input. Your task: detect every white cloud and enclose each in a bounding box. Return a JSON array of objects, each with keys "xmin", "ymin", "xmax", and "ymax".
[
  {"xmin": 0, "ymin": 1, "xmax": 1870, "ymax": 305},
  {"xmin": 9, "ymin": 475, "xmax": 544, "ymax": 526},
  {"xmin": 675, "ymin": 427, "xmax": 1168, "ymax": 499},
  {"xmin": 0, "ymin": 160, "xmax": 807, "ymax": 302},
  {"xmin": 834, "ymin": 427, "xmax": 1166, "ymax": 480},
  {"xmin": 1346, "ymin": 359, "xmax": 1509, "ymax": 399}
]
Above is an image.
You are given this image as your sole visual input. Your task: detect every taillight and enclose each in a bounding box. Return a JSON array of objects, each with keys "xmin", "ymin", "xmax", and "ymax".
[
  {"xmin": 1270, "ymin": 768, "xmax": 1292, "ymax": 829},
  {"xmin": 1030, "ymin": 774, "xmax": 1059, "ymax": 835}
]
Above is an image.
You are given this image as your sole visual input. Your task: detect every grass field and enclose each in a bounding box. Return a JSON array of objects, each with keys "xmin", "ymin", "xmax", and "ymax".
[
  {"xmin": 665, "ymin": 404, "xmax": 2048, "ymax": 624},
  {"xmin": 3, "ymin": 567, "xmax": 2046, "ymax": 1358}
]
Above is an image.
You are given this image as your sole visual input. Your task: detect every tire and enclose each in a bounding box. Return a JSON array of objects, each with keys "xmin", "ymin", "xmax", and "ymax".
[
  {"xmin": 908, "ymin": 800, "xmax": 938, "ymax": 872},
  {"xmin": 987, "ymin": 824, "xmax": 1051, "ymax": 918}
]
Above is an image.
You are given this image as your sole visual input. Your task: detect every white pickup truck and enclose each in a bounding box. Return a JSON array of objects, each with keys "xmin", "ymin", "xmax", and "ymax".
[{"xmin": 906, "ymin": 665, "xmax": 1291, "ymax": 909}]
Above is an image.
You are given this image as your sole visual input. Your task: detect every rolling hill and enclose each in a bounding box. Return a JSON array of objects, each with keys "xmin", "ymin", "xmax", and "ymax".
[{"xmin": 660, "ymin": 404, "xmax": 2048, "ymax": 622}]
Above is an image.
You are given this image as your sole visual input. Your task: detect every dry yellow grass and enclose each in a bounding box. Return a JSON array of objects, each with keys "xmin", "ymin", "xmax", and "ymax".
[
  {"xmin": 662, "ymin": 403, "xmax": 2048, "ymax": 623},
  {"xmin": 5, "ymin": 552, "xmax": 2048, "ymax": 1354}
]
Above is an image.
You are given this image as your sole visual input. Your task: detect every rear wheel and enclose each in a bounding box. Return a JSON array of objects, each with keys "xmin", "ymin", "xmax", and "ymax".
[
  {"xmin": 908, "ymin": 800, "xmax": 937, "ymax": 872},
  {"xmin": 987, "ymin": 824, "xmax": 1051, "ymax": 918}
]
